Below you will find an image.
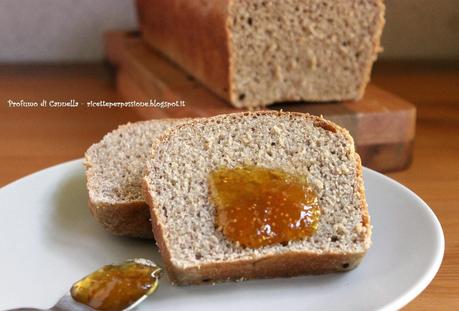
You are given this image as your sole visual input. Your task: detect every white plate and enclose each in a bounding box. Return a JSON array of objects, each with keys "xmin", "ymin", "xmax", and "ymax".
[{"xmin": 0, "ymin": 159, "xmax": 444, "ymax": 311}]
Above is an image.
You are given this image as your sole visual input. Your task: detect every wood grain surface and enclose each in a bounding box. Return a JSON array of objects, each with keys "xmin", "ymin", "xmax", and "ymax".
[
  {"xmin": 106, "ymin": 31, "xmax": 416, "ymax": 172},
  {"xmin": 0, "ymin": 62, "xmax": 458, "ymax": 310}
]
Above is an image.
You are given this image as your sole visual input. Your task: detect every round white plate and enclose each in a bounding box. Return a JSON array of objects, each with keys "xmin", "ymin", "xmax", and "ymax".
[{"xmin": 0, "ymin": 159, "xmax": 444, "ymax": 311}]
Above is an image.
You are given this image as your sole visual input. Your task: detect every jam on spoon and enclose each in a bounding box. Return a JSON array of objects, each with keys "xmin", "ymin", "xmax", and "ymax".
[{"xmin": 70, "ymin": 259, "xmax": 161, "ymax": 310}]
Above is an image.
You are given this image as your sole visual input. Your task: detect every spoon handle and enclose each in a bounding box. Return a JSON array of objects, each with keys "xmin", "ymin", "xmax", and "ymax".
[
  {"xmin": 50, "ymin": 294, "xmax": 93, "ymax": 311},
  {"xmin": 4, "ymin": 294, "xmax": 94, "ymax": 311}
]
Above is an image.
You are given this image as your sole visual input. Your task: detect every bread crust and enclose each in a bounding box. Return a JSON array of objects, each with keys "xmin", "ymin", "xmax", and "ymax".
[
  {"xmin": 144, "ymin": 111, "xmax": 371, "ymax": 285},
  {"xmin": 356, "ymin": 0, "xmax": 386, "ymax": 99},
  {"xmin": 84, "ymin": 152, "xmax": 153, "ymax": 239},
  {"xmin": 137, "ymin": 0, "xmax": 231, "ymax": 101},
  {"xmin": 87, "ymin": 199, "xmax": 153, "ymax": 239}
]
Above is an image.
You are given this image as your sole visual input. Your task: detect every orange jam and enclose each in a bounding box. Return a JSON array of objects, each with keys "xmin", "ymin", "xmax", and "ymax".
[
  {"xmin": 209, "ymin": 166, "xmax": 321, "ymax": 248},
  {"xmin": 70, "ymin": 259, "xmax": 161, "ymax": 310}
]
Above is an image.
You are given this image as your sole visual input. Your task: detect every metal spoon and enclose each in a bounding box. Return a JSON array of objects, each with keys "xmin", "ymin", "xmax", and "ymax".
[
  {"xmin": 6, "ymin": 294, "xmax": 97, "ymax": 311},
  {"xmin": 5, "ymin": 259, "xmax": 162, "ymax": 311}
]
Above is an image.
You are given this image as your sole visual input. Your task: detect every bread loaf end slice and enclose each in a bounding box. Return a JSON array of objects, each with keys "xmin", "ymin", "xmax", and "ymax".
[
  {"xmin": 143, "ymin": 111, "xmax": 371, "ymax": 285},
  {"xmin": 84, "ymin": 119, "xmax": 186, "ymax": 239}
]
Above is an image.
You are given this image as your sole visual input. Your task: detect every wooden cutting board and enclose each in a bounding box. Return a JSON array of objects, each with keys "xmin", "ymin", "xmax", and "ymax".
[{"xmin": 105, "ymin": 31, "xmax": 416, "ymax": 172}]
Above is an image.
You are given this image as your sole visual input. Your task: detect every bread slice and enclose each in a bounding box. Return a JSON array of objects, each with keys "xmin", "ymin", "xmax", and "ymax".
[
  {"xmin": 143, "ymin": 111, "xmax": 371, "ymax": 285},
  {"xmin": 84, "ymin": 119, "xmax": 187, "ymax": 239},
  {"xmin": 137, "ymin": 0, "xmax": 385, "ymax": 108}
]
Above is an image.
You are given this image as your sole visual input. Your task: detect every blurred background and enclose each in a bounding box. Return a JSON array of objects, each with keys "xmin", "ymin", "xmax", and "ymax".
[{"xmin": 0, "ymin": 0, "xmax": 458, "ymax": 62}]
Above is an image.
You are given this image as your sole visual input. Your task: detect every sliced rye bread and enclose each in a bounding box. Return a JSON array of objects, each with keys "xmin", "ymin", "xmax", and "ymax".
[
  {"xmin": 143, "ymin": 111, "xmax": 371, "ymax": 285},
  {"xmin": 84, "ymin": 119, "xmax": 187, "ymax": 239}
]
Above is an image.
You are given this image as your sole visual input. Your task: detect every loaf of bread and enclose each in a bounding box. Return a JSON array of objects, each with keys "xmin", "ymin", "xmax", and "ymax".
[
  {"xmin": 143, "ymin": 111, "xmax": 371, "ymax": 285},
  {"xmin": 84, "ymin": 119, "xmax": 186, "ymax": 239},
  {"xmin": 137, "ymin": 0, "xmax": 385, "ymax": 108}
]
